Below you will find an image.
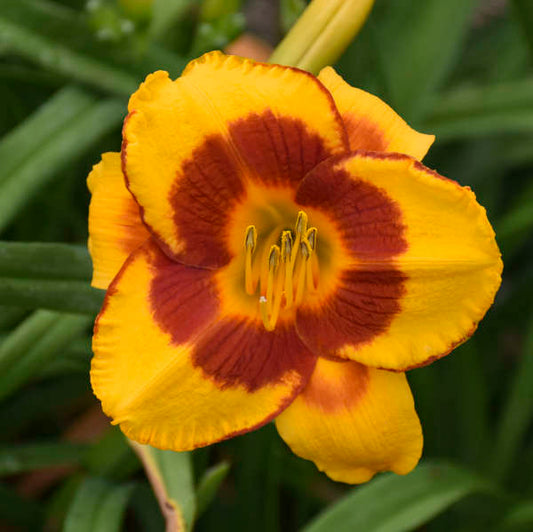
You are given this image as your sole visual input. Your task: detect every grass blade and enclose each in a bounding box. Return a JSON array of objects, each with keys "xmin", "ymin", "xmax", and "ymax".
[
  {"xmin": 490, "ymin": 316, "xmax": 533, "ymax": 482},
  {"xmin": 0, "ymin": 311, "xmax": 92, "ymax": 401},
  {"xmin": 423, "ymin": 78, "xmax": 533, "ymax": 139},
  {"xmin": 0, "ymin": 277, "xmax": 104, "ymax": 314},
  {"xmin": 195, "ymin": 461, "xmax": 230, "ymax": 519},
  {"xmin": 0, "ymin": 442, "xmax": 86, "ymax": 476},
  {"xmin": 375, "ymin": 0, "xmax": 477, "ymax": 121},
  {"xmin": 0, "ymin": 86, "xmax": 94, "ymax": 186},
  {"xmin": 0, "ymin": 242, "xmax": 92, "ymax": 280},
  {"xmin": 0, "ymin": 310, "xmax": 59, "ymax": 374},
  {"xmin": 0, "ymin": 97, "xmax": 124, "ymax": 232},
  {"xmin": 303, "ymin": 461, "xmax": 496, "ymax": 532},
  {"xmin": 64, "ymin": 477, "xmax": 134, "ymax": 532},
  {"xmin": 84, "ymin": 429, "xmax": 140, "ymax": 481},
  {"xmin": 511, "ymin": 0, "xmax": 533, "ymax": 59},
  {"xmin": 498, "ymin": 500, "xmax": 533, "ymax": 531},
  {"xmin": 0, "ymin": 17, "xmax": 138, "ymax": 96},
  {"xmin": 0, "ymin": 241, "xmax": 102, "ymax": 314}
]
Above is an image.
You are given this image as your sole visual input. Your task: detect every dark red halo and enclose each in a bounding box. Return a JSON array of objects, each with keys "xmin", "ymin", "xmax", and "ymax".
[
  {"xmin": 191, "ymin": 319, "xmax": 317, "ymax": 393},
  {"xmin": 294, "ymin": 152, "xmax": 408, "ymax": 357},
  {"xmin": 168, "ymin": 112, "xmax": 345, "ymax": 269}
]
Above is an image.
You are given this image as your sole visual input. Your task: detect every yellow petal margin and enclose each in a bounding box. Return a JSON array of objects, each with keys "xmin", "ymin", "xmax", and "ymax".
[
  {"xmin": 318, "ymin": 67, "xmax": 434, "ymax": 159},
  {"xmin": 122, "ymin": 51, "xmax": 347, "ymax": 263},
  {"xmin": 320, "ymin": 153, "xmax": 502, "ymax": 371},
  {"xmin": 91, "ymin": 240, "xmax": 314, "ymax": 450},
  {"xmin": 275, "ymin": 357, "xmax": 422, "ymax": 484},
  {"xmin": 87, "ymin": 152, "xmax": 149, "ymax": 289}
]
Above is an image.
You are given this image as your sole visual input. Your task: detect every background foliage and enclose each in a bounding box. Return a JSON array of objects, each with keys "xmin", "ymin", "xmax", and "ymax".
[{"xmin": 0, "ymin": 0, "xmax": 532, "ymax": 530}]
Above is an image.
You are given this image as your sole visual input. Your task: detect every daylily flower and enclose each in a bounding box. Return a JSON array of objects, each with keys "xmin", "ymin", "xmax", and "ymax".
[{"xmin": 88, "ymin": 52, "xmax": 502, "ymax": 484}]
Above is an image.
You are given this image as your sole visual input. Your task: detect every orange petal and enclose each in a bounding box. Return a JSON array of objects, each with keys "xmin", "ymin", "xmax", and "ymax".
[
  {"xmin": 275, "ymin": 357, "xmax": 422, "ymax": 484},
  {"xmin": 319, "ymin": 67, "xmax": 434, "ymax": 159},
  {"xmin": 87, "ymin": 152, "xmax": 150, "ymax": 289},
  {"xmin": 295, "ymin": 152, "xmax": 502, "ymax": 370},
  {"xmin": 91, "ymin": 240, "xmax": 316, "ymax": 450},
  {"xmin": 122, "ymin": 52, "xmax": 348, "ymax": 268}
]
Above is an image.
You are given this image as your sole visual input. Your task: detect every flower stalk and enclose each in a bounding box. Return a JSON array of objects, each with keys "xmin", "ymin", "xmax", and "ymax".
[{"xmin": 269, "ymin": 0, "xmax": 375, "ymax": 73}]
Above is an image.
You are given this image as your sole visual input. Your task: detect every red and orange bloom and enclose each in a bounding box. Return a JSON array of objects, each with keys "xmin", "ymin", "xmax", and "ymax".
[{"xmin": 88, "ymin": 52, "xmax": 502, "ymax": 484}]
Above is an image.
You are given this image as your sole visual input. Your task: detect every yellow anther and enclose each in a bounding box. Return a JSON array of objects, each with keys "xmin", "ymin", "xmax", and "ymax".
[
  {"xmin": 245, "ymin": 225, "xmax": 257, "ymax": 250},
  {"xmin": 295, "ymin": 211, "xmax": 308, "ymax": 237},
  {"xmin": 281, "ymin": 231, "xmax": 292, "ymax": 261},
  {"xmin": 300, "ymin": 239, "xmax": 312, "ymax": 259},
  {"xmin": 306, "ymin": 227, "xmax": 317, "ymax": 250},
  {"xmin": 244, "ymin": 225, "xmax": 257, "ymax": 295},
  {"xmin": 268, "ymin": 245, "xmax": 280, "ymax": 270}
]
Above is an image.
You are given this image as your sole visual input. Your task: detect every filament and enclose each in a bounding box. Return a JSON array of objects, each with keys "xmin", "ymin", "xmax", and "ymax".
[{"xmin": 243, "ymin": 210, "xmax": 319, "ymax": 331}]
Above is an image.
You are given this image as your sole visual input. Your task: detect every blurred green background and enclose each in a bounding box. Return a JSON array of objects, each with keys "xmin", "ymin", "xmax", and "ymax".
[{"xmin": 0, "ymin": 0, "xmax": 532, "ymax": 530}]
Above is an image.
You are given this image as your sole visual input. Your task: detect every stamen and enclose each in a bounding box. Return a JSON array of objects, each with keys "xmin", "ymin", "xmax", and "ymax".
[
  {"xmin": 244, "ymin": 225, "xmax": 257, "ymax": 295},
  {"xmin": 243, "ymin": 210, "xmax": 320, "ymax": 331},
  {"xmin": 306, "ymin": 227, "xmax": 317, "ymax": 250},
  {"xmin": 295, "ymin": 211, "xmax": 308, "ymax": 237},
  {"xmin": 295, "ymin": 240, "xmax": 312, "ymax": 305},
  {"xmin": 259, "ymin": 296, "xmax": 275, "ymax": 331},
  {"xmin": 290, "ymin": 211, "xmax": 308, "ymax": 265},
  {"xmin": 305, "ymin": 228, "xmax": 318, "ymax": 292},
  {"xmin": 260, "ymin": 245, "xmax": 281, "ymax": 330},
  {"xmin": 281, "ymin": 231, "xmax": 294, "ymax": 308},
  {"xmin": 266, "ymin": 245, "xmax": 280, "ymax": 311}
]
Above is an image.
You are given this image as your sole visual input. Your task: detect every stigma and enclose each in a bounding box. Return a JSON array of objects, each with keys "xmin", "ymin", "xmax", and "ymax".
[{"xmin": 243, "ymin": 211, "xmax": 319, "ymax": 331}]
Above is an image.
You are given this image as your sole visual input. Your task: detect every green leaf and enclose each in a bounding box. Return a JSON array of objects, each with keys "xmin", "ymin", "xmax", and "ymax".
[
  {"xmin": 0, "ymin": 15, "xmax": 138, "ymax": 96},
  {"xmin": 84, "ymin": 428, "xmax": 140, "ymax": 481},
  {"xmin": 0, "ymin": 95, "xmax": 124, "ymax": 233},
  {"xmin": 195, "ymin": 461, "xmax": 230, "ymax": 519},
  {"xmin": 423, "ymin": 78, "xmax": 533, "ymax": 139},
  {"xmin": 0, "ymin": 375, "xmax": 89, "ymax": 440},
  {"xmin": 0, "ymin": 277, "xmax": 104, "ymax": 314},
  {"xmin": 131, "ymin": 442, "xmax": 196, "ymax": 531},
  {"xmin": 92, "ymin": 483, "xmax": 136, "ymax": 532},
  {"xmin": 0, "ymin": 442, "xmax": 86, "ymax": 476},
  {"xmin": 0, "ymin": 310, "xmax": 59, "ymax": 374},
  {"xmin": 64, "ymin": 477, "xmax": 134, "ymax": 532},
  {"xmin": 0, "ymin": 241, "xmax": 103, "ymax": 314},
  {"xmin": 0, "ymin": 310, "xmax": 92, "ymax": 401},
  {"xmin": 0, "ymin": 306, "xmax": 28, "ymax": 330},
  {"xmin": 374, "ymin": 0, "xmax": 477, "ymax": 122},
  {"xmin": 498, "ymin": 501, "xmax": 533, "ymax": 531},
  {"xmin": 0, "ymin": 242, "xmax": 92, "ymax": 280},
  {"xmin": 490, "ymin": 316, "xmax": 533, "ymax": 482},
  {"xmin": 37, "ymin": 337, "xmax": 92, "ymax": 378},
  {"xmin": 511, "ymin": 0, "xmax": 533, "ymax": 59},
  {"xmin": 303, "ymin": 462, "xmax": 497, "ymax": 532},
  {"xmin": 0, "ymin": 86, "xmax": 94, "ymax": 186},
  {"xmin": 496, "ymin": 179, "xmax": 533, "ymax": 257}
]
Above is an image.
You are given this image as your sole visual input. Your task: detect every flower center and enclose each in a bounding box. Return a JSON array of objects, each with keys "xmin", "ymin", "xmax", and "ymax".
[{"xmin": 243, "ymin": 210, "xmax": 319, "ymax": 331}]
